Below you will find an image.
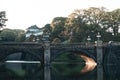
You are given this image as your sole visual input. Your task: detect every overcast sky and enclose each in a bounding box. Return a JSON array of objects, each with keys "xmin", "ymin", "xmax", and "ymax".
[{"xmin": 0, "ymin": 0, "xmax": 120, "ymax": 30}]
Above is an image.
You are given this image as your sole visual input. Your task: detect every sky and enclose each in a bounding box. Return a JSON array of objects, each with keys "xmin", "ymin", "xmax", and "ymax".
[{"xmin": 0, "ymin": 0, "xmax": 120, "ymax": 30}]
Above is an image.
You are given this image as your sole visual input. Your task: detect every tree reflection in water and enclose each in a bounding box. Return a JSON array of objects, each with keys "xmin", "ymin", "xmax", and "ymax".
[
  {"xmin": 81, "ymin": 55, "xmax": 97, "ymax": 73},
  {"xmin": 51, "ymin": 52, "xmax": 97, "ymax": 76}
]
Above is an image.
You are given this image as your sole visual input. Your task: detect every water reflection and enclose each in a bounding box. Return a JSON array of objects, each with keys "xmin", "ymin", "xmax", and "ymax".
[
  {"xmin": 0, "ymin": 51, "xmax": 120, "ymax": 80},
  {"xmin": 5, "ymin": 60, "xmax": 41, "ymax": 77},
  {"xmin": 51, "ymin": 54, "xmax": 97, "ymax": 80},
  {"xmin": 0, "ymin": 52, "xmax": 43, "ymax": 80},
  {"xmin": 81, "ymin": 55, "xmax": 97, "ymax": 73},
  {"xmin": 5, "ymin": 61, "xmax": 41, "ymax": 63},
  {"xmin": 51, "ymin": 55, "xmax": 97, "ymax": 75},
  {"xmin": 104, "ymin": 51, "xmax": 120, "ymax": 80},
  {"xmin": 51, "ymin": 51, "xmax": 120, "ymax": 80}
]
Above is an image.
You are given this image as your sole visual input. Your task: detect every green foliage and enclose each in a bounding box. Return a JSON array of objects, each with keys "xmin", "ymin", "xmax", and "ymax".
[
  {"xmin": 52, "ymin": 38, "xmax": 61, "ymax": 44},
  {"xmin": 0, "ymin": 29, "xmax": 16, "ymax": 41},
  {"xmin": 15, "ymin": 32, "xmax": 26, "ymax": 42},
  {"xmin": 0, "ymin": 28, "xmax": 25, "ymax": 42},
  {"xmin": 64, "ymin": 7, "xmax": 107, "ymax": 42},
  {"xmin": 106, "ymin": 9, "xmax": 120, "ymax": 36},
  {"xmin": 49, "ymin": 7, "xmax": 120, "ymax": 43},
  {"xmin": 44, "ymin": 24, "xmax": 52, "ymax": 33},
  {"xmin": 1, "ymin": 7, "xmax": 120, "ymax": 42},
  {"xmin": 50, "ymin": 17, "xmax": 67, "ymax": 41}
]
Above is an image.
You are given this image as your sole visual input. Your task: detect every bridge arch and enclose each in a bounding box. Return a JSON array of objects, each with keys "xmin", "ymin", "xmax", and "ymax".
[
  {"xmin": 51, "ymin": 48, "xmax": 96, "ymax": 61},
  {"xmin": 0, "ymin": 45, "xmax": 44, "ymax": 79},
  {"xmin": 103, "ymin": 46, "xmax": 120, "ymax": 80},
  {"xmin": 0, "ymin": 46, "xmax": 44, "ymax": 62}
]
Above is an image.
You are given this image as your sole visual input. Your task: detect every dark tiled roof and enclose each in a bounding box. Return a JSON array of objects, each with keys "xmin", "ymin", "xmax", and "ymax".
[{"xmin": 27, "ymin": 25, "xmax": 40, "ymax": 29}]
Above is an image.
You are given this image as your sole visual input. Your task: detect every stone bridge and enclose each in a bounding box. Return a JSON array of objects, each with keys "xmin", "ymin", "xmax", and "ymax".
[
  {"xmin": 0, "ymin": 42, "xmax": 96, "ymax": 62},
  {"xmin": 0, "ymin": 41, "xmax": 120, "ymax": 80}
]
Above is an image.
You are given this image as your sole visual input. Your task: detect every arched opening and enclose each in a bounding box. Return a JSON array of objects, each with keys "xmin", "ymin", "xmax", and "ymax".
[
  {"xmin": 0, "ymin": 52, "xmax": 42, "ymax": 79},
  {"xmin": 51, "ymin": 51, "xmax": 97, "ymax": 76}
]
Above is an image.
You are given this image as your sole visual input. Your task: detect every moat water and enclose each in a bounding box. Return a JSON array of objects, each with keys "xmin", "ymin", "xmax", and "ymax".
[
  {"xmin": 0, "ymin": 52, "xmax": 119, "ymax": 80},
  {"xmin": 0, "ymin": 61, "xmax": 119, "ymax": 80}
]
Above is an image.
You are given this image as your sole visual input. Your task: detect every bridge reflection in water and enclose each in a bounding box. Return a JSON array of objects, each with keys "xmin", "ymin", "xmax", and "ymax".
[
  {"xmin": 0, "ymin": 43, "xmax": 120, "ymax": 80},
  {"xmin": 51, "ymin": 53, "xmax": 97, "ymax": 80},
  {"xmin": 0, "ymin": 54, "xmax": 97, "ymax": 80},
  {"xmin": 51, "ymin": 54, "xmax": 97, "ymax": 75},
  {"xmin": 0, "ymin": 52, "xmax": 118, "ymax": 80}
]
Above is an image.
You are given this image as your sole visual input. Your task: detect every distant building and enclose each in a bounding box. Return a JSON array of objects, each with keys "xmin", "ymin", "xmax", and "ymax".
[{"xmin": 25, "ymin": 25, "xmax": 44, "ymax": 38}]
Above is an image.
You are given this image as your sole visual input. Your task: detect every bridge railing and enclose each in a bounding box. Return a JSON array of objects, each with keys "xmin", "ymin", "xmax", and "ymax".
[
  {"xmin": 50, "ymin": 43, "xmax": 95, "ymax": 48},
  {"xmin": 0, "ymin": 41, "xmax": 120, "ymax": 48}
]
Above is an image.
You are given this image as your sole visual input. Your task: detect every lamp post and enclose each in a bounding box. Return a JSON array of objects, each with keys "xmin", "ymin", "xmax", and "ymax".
[
  {"xmin": 87, "ymin": 36, "xmax": 91, "ymax": 43},
  {"xmin": 86, "ymin": 36, "xmax": 91, "ymax": 46},
  {"xmin": 95, "ymin": 32, "xmax": 102, "ymax": 47},
  {"xmin": 43, "ymin": 31, "xmax": 51, "ymax": 80},
  {"xmin": 96, "ymin": 32, "xmax": 101, "ymax": 41},
  {"xmin": 96, "ymin": 32, "xmax": 103, "ymax": 80}
]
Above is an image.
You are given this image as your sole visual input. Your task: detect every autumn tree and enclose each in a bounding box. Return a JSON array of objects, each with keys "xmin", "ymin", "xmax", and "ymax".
[
  {"xmin": 50, "ymin": 17, "xmax": 67, "ymax": 41},
  {"xmin": 49, "ymin": 7, "xmax": 120, "ymax": 42},
  {"xmin": 64, "ymin": 7, "xmax": 113, "ymax": 42}
]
